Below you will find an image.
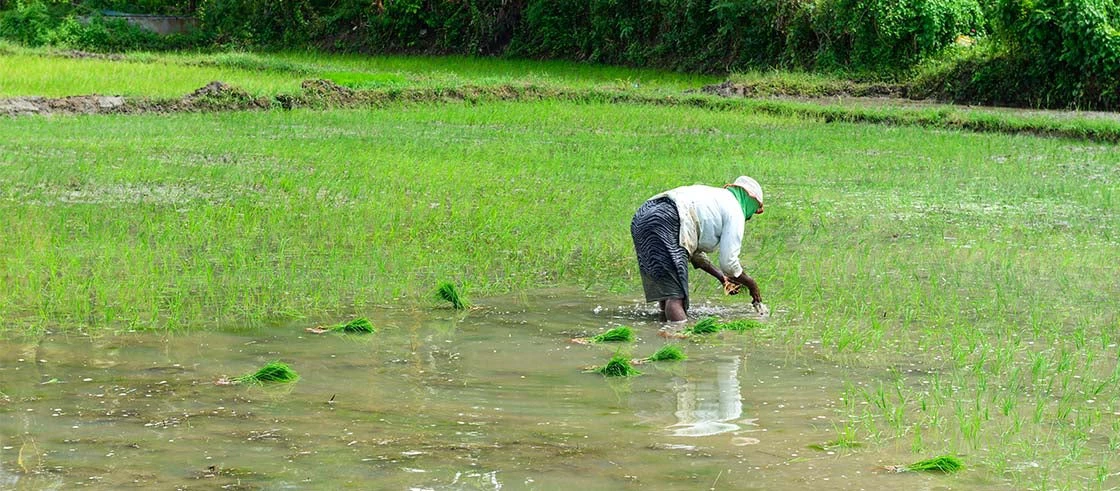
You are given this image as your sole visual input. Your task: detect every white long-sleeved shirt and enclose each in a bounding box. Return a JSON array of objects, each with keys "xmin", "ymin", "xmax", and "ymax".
[{"xmin": 651, "ymin": 185, "xmax": 745, "ymax": 278}]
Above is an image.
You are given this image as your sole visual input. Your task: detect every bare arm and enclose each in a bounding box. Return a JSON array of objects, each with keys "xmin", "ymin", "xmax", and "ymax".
[
  {"xmin": 690, "ymin": 253, "xmax": 726, "ymax": 284},
  {"xmin": 728, "ymin": 272, "xmax": 763, "ymax": 305}
]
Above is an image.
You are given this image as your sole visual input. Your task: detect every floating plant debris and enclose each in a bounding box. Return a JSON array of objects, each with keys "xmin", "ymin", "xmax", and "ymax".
[
  {"xmin": 645, "ymin": 344, "xmax": 686, "ymax": 362},
  {"xmin": 232, "ymin": 361, "xmax": 300, "ymax": 385},
  {"xmin": 435, "ymin": 281, "xmax": 470, "ymax": 310},
  {"xmin": 594, "ymin": 354, "xmax": 642, "ymax": 377}
]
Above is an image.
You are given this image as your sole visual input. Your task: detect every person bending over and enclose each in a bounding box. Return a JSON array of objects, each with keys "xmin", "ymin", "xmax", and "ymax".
[{"xmin": 630, "ymin": 175, "xmax": 768, "ymax": 322}]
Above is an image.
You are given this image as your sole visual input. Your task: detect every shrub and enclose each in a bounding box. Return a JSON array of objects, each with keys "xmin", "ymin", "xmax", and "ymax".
[
  {"xmin": 197, "ymin": 0, "xmax": 319, "ymax": 48},
  {"xmin": 509, "ymin": 0, "xmax": 592, "ymax": 60},
  {"xmin": 0, "ymin": 0, "xmax": 54, "ymax": 46},
  {"xmin": 810, "ymin": 0, "xmax": 985, "ymax": 70},
  {"xmin": 990, "ymin": 0, "xmax": 1120, "ymax": 108}
]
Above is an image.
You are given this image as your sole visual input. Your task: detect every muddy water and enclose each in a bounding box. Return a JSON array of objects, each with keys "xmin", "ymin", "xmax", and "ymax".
[{"xmin": 1, "ymin": 290, "xmax": 995, "ymax": 490}]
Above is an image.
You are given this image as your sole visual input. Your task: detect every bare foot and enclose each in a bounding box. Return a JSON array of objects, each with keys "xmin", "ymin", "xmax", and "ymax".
[{"xmin": 657, "ymin": 328, "xmax": 688, "ymax": 339}]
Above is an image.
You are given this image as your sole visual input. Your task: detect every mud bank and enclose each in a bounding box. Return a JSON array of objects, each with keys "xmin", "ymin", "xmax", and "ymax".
[{"xmin": 4, "ymin": 79, "xmax": 1118, "ymax": 143}]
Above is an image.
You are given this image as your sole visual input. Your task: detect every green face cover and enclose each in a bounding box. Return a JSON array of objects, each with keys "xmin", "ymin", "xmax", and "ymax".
[{"xmin": 726, "ymin": 186, "xmax": 760, "ymax": 220}]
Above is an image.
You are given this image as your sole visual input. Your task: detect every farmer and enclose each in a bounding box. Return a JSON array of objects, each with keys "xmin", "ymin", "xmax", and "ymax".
[{"xmin": 631, "ymin": 176, "xmax": 768, "ymax": 322}]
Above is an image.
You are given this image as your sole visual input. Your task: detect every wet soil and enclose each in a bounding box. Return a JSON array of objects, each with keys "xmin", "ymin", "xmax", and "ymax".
[
  {"xmin": 0, "ymin": 79, "xmax": 545, "ymax": 116},
  {"xmin": 0, "ymin": 81, "xmax": 275, "ymax": 116}
]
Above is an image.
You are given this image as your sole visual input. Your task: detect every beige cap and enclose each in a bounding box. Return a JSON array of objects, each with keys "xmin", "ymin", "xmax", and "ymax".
[{"xmin": 730, "ymin": 175, "xmax": 764, "ymax": 213}]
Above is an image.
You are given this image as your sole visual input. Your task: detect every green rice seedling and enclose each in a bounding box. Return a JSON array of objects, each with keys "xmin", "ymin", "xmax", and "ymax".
[
  {"xmin": 809, "ymin": 424, "xmax": 861, "ymax": 451},
  {"xmin": 435, "ymin": 282, "xmax": 470, "ymax": 310},
  {"xmin": 333, "ymin": 317, "xmax": 375, "ymax": 333},
  {"xmin": 595, "ymin": 353, "xmax": 642, "ymax": 377},
  {"xmin": 589, "ymin": 326, "xmax": 633, "ymax": 343},
  {"xmin": 808, "ymin": 439, "xmax": 863, "ymax": 452},
  {"xmin": 645, "ymin": 344, "xmax": 686, "ymax": 362},
  {"xmin": 904, "ymin": 455, "xmax": 963, "ymax": 473},
  {"xmin": 720, "ymin": 319, "xmax": 763, "ymax": 332},
  {"xmin": 686, "ymin": 316, "xmax": 721, "ymax": 335},
  {"xmin": 233, "ymin": 362, "xmax": 300, "ymax": 385}
]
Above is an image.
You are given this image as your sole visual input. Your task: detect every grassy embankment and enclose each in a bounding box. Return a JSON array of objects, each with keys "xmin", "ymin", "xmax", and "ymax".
[{"xmin": 1, "ymin": 48, "xmax": 1119, "ymax": 489}]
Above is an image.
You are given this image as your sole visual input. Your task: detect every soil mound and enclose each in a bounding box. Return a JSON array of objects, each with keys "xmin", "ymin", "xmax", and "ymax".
[
  {"xmin": 180, "ymin": 81, "xmax": 270, "ymax": 110},
  {"xmin": 301, "ymin": 79, "xmax": 354, "ymax": 99},
  {"xmin": 0, "ymin": 95, "xmax": 126, "ymax": 116}
]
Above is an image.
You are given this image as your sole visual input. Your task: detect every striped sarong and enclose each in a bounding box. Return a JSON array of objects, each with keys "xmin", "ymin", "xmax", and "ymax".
[{"xmin": 631, "ymin": 196, "xmax": 690, "ymax": 311}]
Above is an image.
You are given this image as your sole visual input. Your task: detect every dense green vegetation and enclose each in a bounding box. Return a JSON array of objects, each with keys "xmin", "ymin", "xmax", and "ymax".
[{"xmin": 1, "ymin": 0, "xmax": 1118, "ymax": 109}]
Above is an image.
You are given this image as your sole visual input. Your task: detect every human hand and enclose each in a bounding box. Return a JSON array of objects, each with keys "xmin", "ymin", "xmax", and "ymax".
[
  {"xmin": 752, "ymin": 300, "xmax": 770, "ymax": 317},
  {"xmin": 723, "ymin": 279, "xmax": 741, "ymax": 295}
]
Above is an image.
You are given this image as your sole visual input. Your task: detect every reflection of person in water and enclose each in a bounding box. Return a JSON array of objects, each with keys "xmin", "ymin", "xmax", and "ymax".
[
  {"xmin": 630, "ymin": 176, "xmax": 769, "ymax": 322},
  {"xmin": 667, "ymin": 355, "xmax": 744, "ymax": 437}
]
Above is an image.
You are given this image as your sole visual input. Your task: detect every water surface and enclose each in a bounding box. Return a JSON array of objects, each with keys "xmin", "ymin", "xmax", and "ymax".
[{"xmin": 1, "ymin": 290, "xmax": 994, "ymax": 490}]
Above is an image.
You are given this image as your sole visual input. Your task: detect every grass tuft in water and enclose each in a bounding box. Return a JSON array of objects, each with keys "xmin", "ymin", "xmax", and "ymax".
[
  {"xmin": 808, "ymin": 440, "xmax": 863, "ymax": 452},
  {"xmin": 435, "ymin": 281, "xmax": 470, "ymax": 310},
  {"xmin": 686, "ymin": 316, "xmax": 722, "ymax": 335},
  {"xmin": 332, "ymin": 317, "xmax": 375, "ymax": 333},
  {"xmin": 905, "ymin": 455, "xmax": 963, "ymax": 473},
  {"xmin": 589, "ymin": 326, "xmax": 634, "ymax": 343},
  {"xmin": 646, "ymin": 344, "xmax": 686, "ymax": 362},
  {"xmin": 233, "ymin": 361, "xmax": 300, "ymax": 385},
  {"xmin": 596, "ymin": 353, "xmax": 642, "ymax": 377}
]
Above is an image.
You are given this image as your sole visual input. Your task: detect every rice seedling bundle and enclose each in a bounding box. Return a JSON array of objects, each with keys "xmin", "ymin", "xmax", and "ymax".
[
  {"xmin": 905, "ymin": 455, "xmax": 963, "ymax": 473},
  {"xmin": 686, "ymin": 316, "xmax": 721, "ymax": 335},
  {"xmin": 646, "ymin": 344, "xmax": 686, "ymax": 362},
  {"xmin": 436, "ymin": 281, "xmax": 470, "ymax": 310},
  {"xmin": 720, "ymin": 319, "xmax": 762, "ymax": 332},
  {"xmin": 589, "ymin": 326, "xmax": 634, "ymax": 343},
  {"xmin": 333, "ymin": 317, "xmax": 375, "ymax": 333},
  {"xmin": 596, "ymin": 354, "xmax": 642, "ymax": 377},
  {"xmin": 233, "ymin": 361, "xmax": 300, "ymax": 384}
]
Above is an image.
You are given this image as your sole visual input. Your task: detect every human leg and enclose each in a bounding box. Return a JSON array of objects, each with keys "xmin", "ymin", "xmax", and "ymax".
[
  {"xmin": 664, "ymin": 298, "xmax": 687, "ymax": 322},
  {"xmin": 632, "ymin": 197, "xmax": 691, "ymax": 319}
]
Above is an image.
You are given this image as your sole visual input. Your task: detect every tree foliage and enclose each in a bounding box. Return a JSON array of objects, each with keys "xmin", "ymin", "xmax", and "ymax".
[{"xmin": 2, "ymin": 0, "xmax": 1118, "ymax": 109}]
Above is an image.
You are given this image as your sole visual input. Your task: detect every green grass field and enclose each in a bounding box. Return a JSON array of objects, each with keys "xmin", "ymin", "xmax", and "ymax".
[
  {"xmin": 0, "ymin": 45, "xmax": 720, "ymax": 98},
  {"xmin": 2, "ymin": 49, "xmax": 1119, "ymax": 489}
]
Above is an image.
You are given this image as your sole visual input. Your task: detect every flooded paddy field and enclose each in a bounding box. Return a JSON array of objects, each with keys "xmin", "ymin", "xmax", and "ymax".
[
  {"xmin": 2, "ymin": 290, "xmax": 995, "ymax": 490},
  {"xmin": 2, "ymin": 93, "xmax": 1118, "ymax": 490}
]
